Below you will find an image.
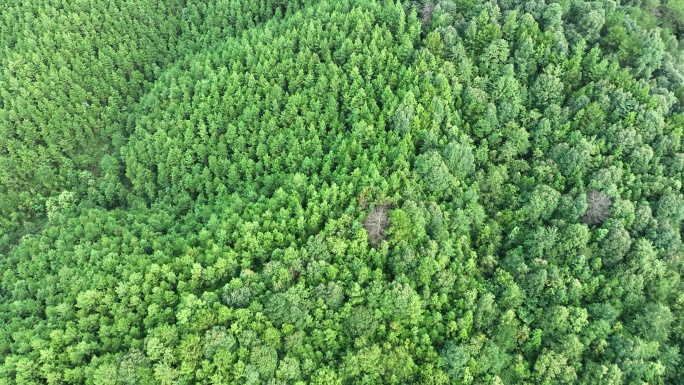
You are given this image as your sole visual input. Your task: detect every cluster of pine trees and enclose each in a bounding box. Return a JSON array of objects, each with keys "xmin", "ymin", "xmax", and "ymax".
[{"xmin": 1, "ymin": 0, "xmax": 684, "ymax": 384}]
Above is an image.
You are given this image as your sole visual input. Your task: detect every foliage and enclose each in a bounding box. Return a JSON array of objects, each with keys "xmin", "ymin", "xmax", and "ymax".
[{"xmin": 1, "ymin": 0, "xmax": 684, "ymax": 383}]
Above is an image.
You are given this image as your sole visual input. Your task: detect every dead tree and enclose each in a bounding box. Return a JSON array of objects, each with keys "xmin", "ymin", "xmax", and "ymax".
[
  {"xmin": 582, "ymin": 191, "xmax": 612, "ymax": 225},
  {"xmin": 421, "ymin": 3, "xmax": 436, "ymax": 25},
  {"xmin": 364, "ymin": 204, "xmax": 390, "ymax": 245}
]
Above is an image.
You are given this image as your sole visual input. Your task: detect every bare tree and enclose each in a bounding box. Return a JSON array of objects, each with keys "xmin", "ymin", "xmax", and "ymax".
[
  {"xmin": 582, "ymin": 191, "xmax": 612, "ymax": 225},
  {"xmin": 421, "ymin": 3, "xmax": 436, "ymax": 25},
  {"xmin": 364, "ymin": 204, "xmax": 390, "ymax": 245}
]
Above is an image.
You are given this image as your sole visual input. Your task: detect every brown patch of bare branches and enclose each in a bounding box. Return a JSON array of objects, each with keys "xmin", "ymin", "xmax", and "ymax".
[
  {"xmin": 364, "ymin": 204, "xmax": 390, "ymax": 245},
  {"xmin": 290, "ymin": 266, "xmax": 299, "ymax": 283},
  {"xmin": 582, "ymin": 191, "xmax": 612, "ymax": 225},
  {"xmin": 421, "ymin": 3, "xmax": 436, "ymax": 26}
]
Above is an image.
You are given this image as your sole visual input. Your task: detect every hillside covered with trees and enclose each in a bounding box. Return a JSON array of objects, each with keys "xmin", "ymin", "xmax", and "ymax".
[{"xmin": 1, "ymin": 0, "xmax": 684, "ymax": 384}]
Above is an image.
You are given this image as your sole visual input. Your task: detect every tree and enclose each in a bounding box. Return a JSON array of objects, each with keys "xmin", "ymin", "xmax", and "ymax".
[
  {"xmin": 533, "ymin": 349, "xmax": 577, "ymax": 384},
  {"xmin": 598, "ymin": 221, "xmax": 632, "ymax": 267},
  {"xmin": 661, "ymin": 0, "xmax": 684, "ymax": 36},
  {"xmin": 582, "ymin": 191, "xmax": 612, "ymax": 225},
  {"xmin": 526, "ymin": 185, "xmax": 561, "ymax": 222},
  {"xmin": 364, "ymin": 204, "xmax": 390, "ymax": 245},
  {"xmin": 415, "ymin": 151, "xmax": 453, "ymax": 196},
  {"xmin": 250, "ymin": 346, "xmax": 278, "ymax": 379},
  {"xmin": 440, "ymin": 341, "xmax": 471, "ymax": 383},
  {"xmin": 277, "ymin": 355, "xmax": 301, "ymax": 381},
  {"xmin": 264, "ymin": 286, "xmax": 310, "ymax": 328},
  {"xmin": 631, "ymin": 303, "xmax": 674, "ymax": 343},
  {"xmin": 381, "ymin": 281, "xmax": 423, "ymax": 325},
  {"xmin": 345, "ymin": 306, "xmax": 378, "ymax": 339},
  {"xmin": 531, "ymin": 71, "xmax": 565, "ymax": 107},
  {"xmin": 421, "ymin": 3, "xmax": 436, "ymax": 25},
  {"xmin": 442, "ymin": 141, "xmax": 475, "ymax": 180}
]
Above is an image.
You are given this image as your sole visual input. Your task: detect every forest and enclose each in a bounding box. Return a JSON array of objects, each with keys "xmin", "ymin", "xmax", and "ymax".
[{"xmin": 1, "ymin": 0, "xmax": 684, "ymax": 383}]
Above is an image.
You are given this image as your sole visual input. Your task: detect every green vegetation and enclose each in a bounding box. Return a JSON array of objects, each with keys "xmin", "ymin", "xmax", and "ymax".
[{"xmin": 1, "ymin": 0, "xmax": 683, "ymax": 383}]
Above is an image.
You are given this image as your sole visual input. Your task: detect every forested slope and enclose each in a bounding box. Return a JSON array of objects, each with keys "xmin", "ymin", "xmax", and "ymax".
[
  {"xmin": 1, "ymin": 0, "xmax": 684, "ymax": 384},
  {"xmin": 0, "ymin": 0, "xmax": 314, "ymax": 241}
]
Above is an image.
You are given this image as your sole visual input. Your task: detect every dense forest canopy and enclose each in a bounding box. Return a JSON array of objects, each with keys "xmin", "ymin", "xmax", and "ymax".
[{"xmin": 1, "ymin": 0, "xmax": 684, "ymax": 384}]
